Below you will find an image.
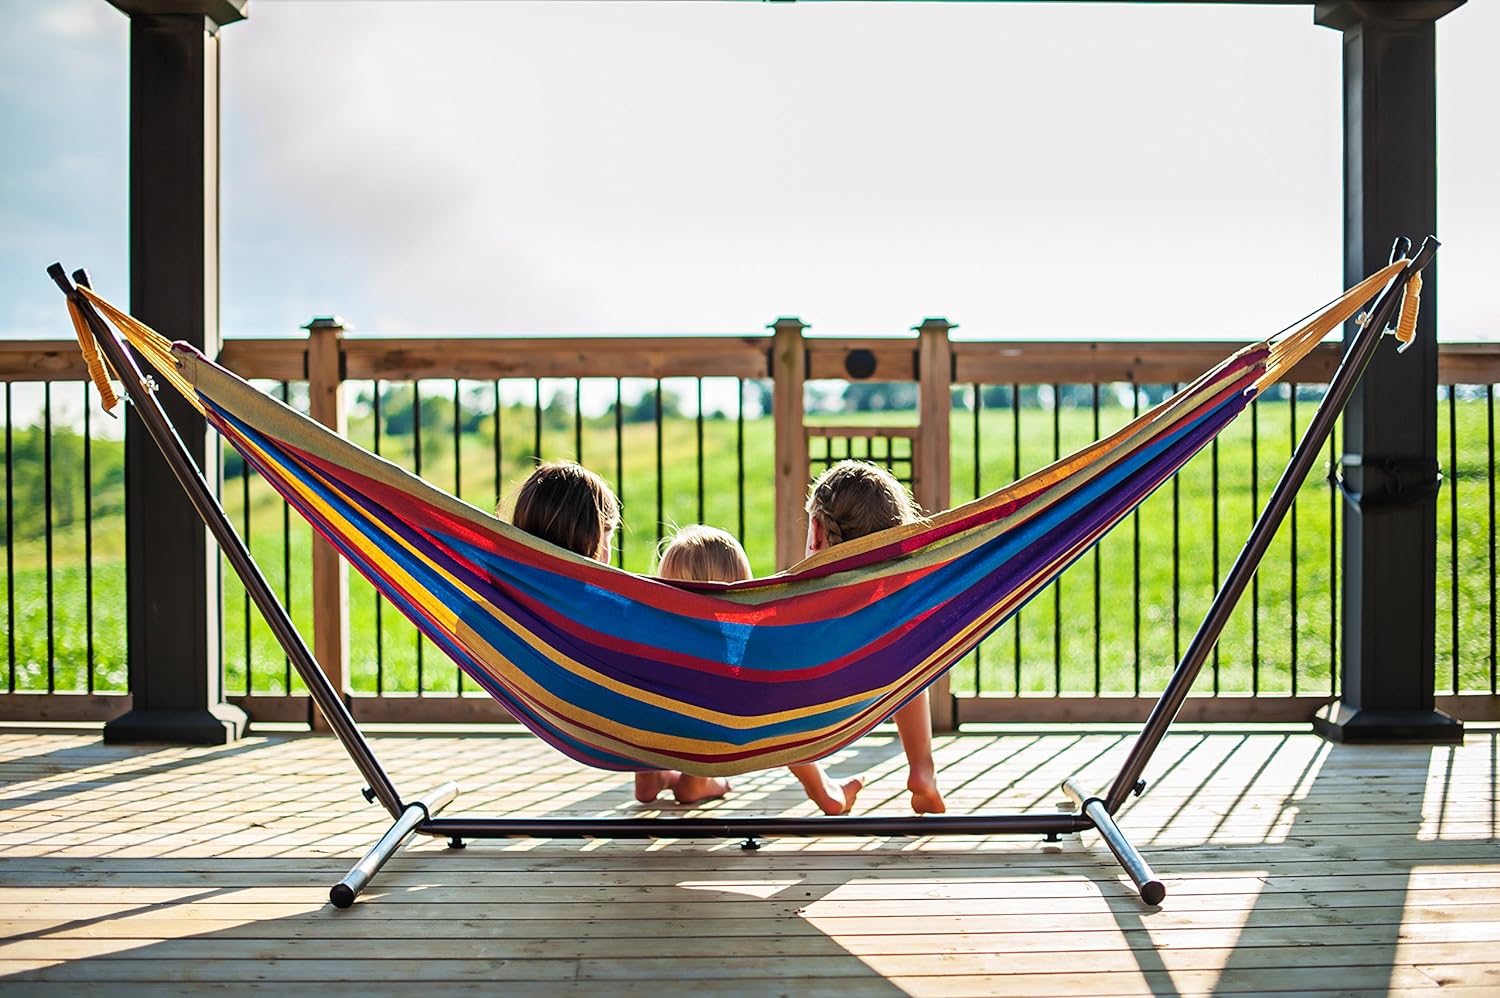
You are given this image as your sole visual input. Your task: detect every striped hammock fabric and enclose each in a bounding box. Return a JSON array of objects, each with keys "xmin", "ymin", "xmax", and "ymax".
[{"xmin": 70, "ymin": 262, "xmax": 1413, "ymax": 776}]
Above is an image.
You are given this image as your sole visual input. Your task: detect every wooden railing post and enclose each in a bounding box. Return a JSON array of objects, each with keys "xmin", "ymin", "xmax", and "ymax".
[
  {"xmin": 305, "ymin": 316, "xmax": 349, "ymax": 728},
  {"xmin": 915, "ymin": 317, "xmax": 956, "ymax": 731},
  {"xmin": 771, "ymin": 317, "xmax": 808, "ymax": 571}
]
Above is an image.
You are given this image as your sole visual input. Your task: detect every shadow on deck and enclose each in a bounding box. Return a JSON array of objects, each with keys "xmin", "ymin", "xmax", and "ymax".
[{"xmin": 0, "ymin": 727, "xmax": 1496, "ymax": 996}]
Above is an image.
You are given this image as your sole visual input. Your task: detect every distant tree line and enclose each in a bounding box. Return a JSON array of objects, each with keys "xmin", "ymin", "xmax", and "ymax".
[{"xmin": 0, "ymin": 425, "xmax": 124, "ymax": 543}]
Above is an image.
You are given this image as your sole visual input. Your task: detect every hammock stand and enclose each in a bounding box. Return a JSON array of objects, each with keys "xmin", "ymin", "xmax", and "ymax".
[{"xmin": 48, "ymin": 236, "xmax": 1437, "ymax": 909}]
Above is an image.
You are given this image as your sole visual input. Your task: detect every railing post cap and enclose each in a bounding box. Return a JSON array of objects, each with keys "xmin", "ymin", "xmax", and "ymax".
[
  {"xmin": 302, "ymin": 316, "xmax": 348, "ymax": 333},
  {"xmin": 768, "ymin": 316, "xmax": 809, "ymax": 333},
  {"xmin": 913, "ymin": 317, "xmax": 957, "ymax": 333}
]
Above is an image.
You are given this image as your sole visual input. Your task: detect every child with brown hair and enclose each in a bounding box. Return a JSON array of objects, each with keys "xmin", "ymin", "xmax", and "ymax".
[
  {"xmin": 507, "ymin": 461, "xmax": 720, "ymax": 805},
  {"xmin": 805, "ymin": 460, "xmax": 946, "ymax": 815},
  {"xmin": 657, "ymin": 524, "xmax": 862, "ymax": 816}
]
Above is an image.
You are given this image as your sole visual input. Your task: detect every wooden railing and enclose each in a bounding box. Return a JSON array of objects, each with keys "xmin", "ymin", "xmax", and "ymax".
[{"xmin": 3, "ymin": 329, "xmax": 1498, "ymax": 727}]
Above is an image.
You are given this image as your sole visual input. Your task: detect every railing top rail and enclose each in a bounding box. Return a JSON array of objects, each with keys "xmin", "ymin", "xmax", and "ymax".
[{"xmin": 4, "ymin": 335, "xmax": 1499, "ymax": 385}]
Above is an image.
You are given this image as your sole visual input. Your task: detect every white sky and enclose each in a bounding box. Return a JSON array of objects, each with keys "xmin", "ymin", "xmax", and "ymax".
[{"xmin": 1, "ymin": 0, "xmax": 1495, "ymax": 344}]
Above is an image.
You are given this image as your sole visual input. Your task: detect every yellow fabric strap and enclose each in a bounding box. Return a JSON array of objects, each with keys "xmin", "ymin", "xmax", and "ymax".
[
  {"xmin": 66, "ymin": 298, "xmax": 120, "ymax": 414},
  {"xmin": 1395, "ymin": 270, "xmax": 1423, "ymax": 346},
  {"xmin": 1255, "ymin": 259, "xmax": 1411, "ymax": 393},
  {"xmin": 72, "ymin": 286, "xmax": 204, "ymax": 414}
]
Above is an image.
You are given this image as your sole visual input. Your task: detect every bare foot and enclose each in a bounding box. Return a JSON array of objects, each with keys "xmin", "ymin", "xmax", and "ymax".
[
  {"xmin": 790, "ymin": 763, "xmax": 863, "ymax": 816},
  {"xmin": 634, "ymin": 770, "xmax": 681, "ymax": 803},
  {"xmin": 674, "ymin": 774, "xmax": 731, "ymax": 805},
  {"xmin": 908, "ymin": 771, "xmax": 946, "ymax": 815}
]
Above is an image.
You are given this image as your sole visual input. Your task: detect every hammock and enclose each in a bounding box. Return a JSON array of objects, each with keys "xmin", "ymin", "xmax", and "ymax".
[{"xmin": 64, "ymin": 262, "xmax": 1418, "ymax": 778}]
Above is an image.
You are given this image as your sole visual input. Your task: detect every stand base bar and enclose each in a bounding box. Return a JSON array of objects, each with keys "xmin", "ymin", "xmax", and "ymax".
[
  {"xmin": 1063, "ymin": 778, "xmax": 1164, "ymax": 905},
  {"xmin": 419, "ymin": 812, "xmax": 1093, "ymax": 840},
  {"xmin": 330, "ymin": 782, "xmax": 459, "ymax": 908}
]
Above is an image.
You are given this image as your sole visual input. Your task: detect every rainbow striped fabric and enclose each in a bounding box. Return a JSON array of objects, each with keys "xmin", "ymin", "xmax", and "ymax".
[{"xmin": 75, "ymin": 263, "xmax": 1405, "ymax": 775}]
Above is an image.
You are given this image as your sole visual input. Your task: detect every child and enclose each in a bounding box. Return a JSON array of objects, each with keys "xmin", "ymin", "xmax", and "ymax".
[
  {"xmin": 805, "ymin": 461, "xmax": 946, "ymax": 815},
  {"xmin": 507, "ymin": 461, "xmax": 718, "ymax": 805},
  {"xmin": 657, "ymin": 524, "xmax": 862, "ymax": 816}
]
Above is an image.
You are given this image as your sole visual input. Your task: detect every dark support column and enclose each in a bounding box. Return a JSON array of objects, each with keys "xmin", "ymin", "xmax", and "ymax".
[
  {"xmin": 1312, "ymin": 0, "xmax": 1464, "ymax": 743},
  {"xmin": 105, "ymin": 1, "xmax": 248, "ymax": 744}
]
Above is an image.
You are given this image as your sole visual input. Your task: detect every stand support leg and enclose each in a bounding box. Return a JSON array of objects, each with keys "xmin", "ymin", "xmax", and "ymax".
[
  {"xmin": 1064, "ymin": 779, "xmax": 1164, "ymax": 906},
  {"xmin": 331, "ymin": 782, "xmax": 458, "ymax": 908}
]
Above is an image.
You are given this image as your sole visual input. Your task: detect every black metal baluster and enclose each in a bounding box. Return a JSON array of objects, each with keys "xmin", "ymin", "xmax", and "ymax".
[
  {"xmin": 241, "ymin": 390, "xmax": 253, "ymax": 695},
  {"xmin": 655, "ymin": 377, "xmax": 664, "ymax": 547},
  {"xmin": 1449, "ymin": 385, "xmax": 1459, "ymax": 693},
  {"xmin": 575, "ymin": 377, "xmax": 583, "ymax": 464},
  {"xmin": 1092, "ymin": 383, "xmax": 1101, "ymax": 696},
  {"xmin": 454, "ymin": 379, "xmax": 463, "ymax": 696},
  {"xmin": 1052, "ymin": 384, "xmax": 1061, "ymax": 694},
  {"xmin": 498, "ymin": 379, "xmax": 510, "ymax": 510},
  {"xmin": 1482, "ymin": 381, "xmax": 1494, "ymax": 693},
  {"xmin": 696, "ymin": 380, "xmax": 705, "ymax": 523},
  {"xmin": 1290, "ymin": 387, "xmax": 1299, "ymax": 695},
  {"xmin": 736, "ymin": 378, "xmax": 746, "ymax": 545},
  {"xmin": 1328, "ymin": 427, "xmax": 1338, "ymax": 696},
  {"xmin": 1211, "ymin": 435, "xmax": 1221, "ymax": 694},
  {"xmin": 615, "ymin": 378, "xmax": 624, "ymax": 568},
  {"xmin": 280, "ymin": 381, "xmax": 293, "ymax": 693},
  {"xmin": 1250, "ymin": 395, "xmax": 1260, "ymax": 695},
  {"xmin": 453, "ymin": 380, "xmax": 463, "ymax": 501},
  {"xmin": 1132, "ymin": 384, "xmax": 1141, "ymax": 696},
  {"xmin": 1171, "ymin": 382, "xmax": 1181, "ymax": 668},
  {"xmin": 4, "ymin": 384, "xmax": 12, "ymax": 692},
  {"xmin": 533, "ymin": 379, "xmax": 543, "ymax": 464},
  {"xmin": 413, "ymin": 379, "xmax": 424, "ymax": 694},
  {"xmin": 44, "ymin": 382, "xmax": 53, "ymax": 692},
  {"xmin": 1013, "ymin": 383, "xmax": 1022, "ymax": 694},
  {"xmin": 373, "ymin": 382, "xmax": 384, "ymax": 696},
  {"xmin": 84, "ymin": 389, "xmax": 94, "ymax": 693},
  {"xmin": 974, "ymin": 383, "xmax": 983, "ymax": 695}
]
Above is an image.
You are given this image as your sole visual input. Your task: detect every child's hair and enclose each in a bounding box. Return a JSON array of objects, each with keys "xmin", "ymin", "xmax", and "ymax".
[
  {"xmin": 657, "ymin": 524, "xmax": 752, "ymax": 583},
  {"xmin": 508, "ymin": 461, "xmax": 621, "ymax": 560},
  {"xmin": 805, "ymin": 460, "xmax": 921, "ymax": 547}
]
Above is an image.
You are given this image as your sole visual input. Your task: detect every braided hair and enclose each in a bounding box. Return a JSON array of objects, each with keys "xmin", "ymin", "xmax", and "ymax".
[{"xmin": 805, "ymin": 460, "xmax": 921, "ymax": 548}]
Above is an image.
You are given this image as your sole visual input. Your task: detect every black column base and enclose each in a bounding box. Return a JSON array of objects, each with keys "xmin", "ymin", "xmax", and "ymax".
[
  {"xmin": 1312, "ymin": 700, "xmax": 1463, "ymax": 744},
  {"xmin": 103, "ymin": 703, "xmax": 249, "ymax": 745}
]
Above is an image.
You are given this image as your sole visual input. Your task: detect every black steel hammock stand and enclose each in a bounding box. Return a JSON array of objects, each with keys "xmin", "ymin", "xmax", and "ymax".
[{"xmin": 48, "ymin": 235, "xmax": 1438, "ymax": 909}]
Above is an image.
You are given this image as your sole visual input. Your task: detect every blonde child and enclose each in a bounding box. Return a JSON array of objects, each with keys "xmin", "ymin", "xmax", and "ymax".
[
  {"xmin": 805, "ymin": 461, "xmax": 945, "ymax": 815},
  {"xmin": 657, "ymin": 524, "xmax": 862, "ymax": 816},
  {"xmin": 506, "ymin": 461, "xmax": 720, "ymax": 805}
]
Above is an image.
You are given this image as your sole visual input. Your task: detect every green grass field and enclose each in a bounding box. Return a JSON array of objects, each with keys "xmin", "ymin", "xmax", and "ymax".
[{"xmin": 3, "ymin": 387, "xmax": 1496, "ymax": 700}]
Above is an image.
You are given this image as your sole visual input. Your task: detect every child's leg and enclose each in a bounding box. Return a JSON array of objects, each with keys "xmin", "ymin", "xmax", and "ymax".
[
  {"xmin": 788, "ymin": 762, "xmax": 862, "ymax": 816},
  {"xmin": 634, "ymin": 770, "xmax": 681, "ymax": 802},
  {"xmin": 894, "ymin": 692, "xmax": 946, "ymax": 814},
  {"xmin": 673, "ymin": 773, "xmax": 731, "ymax": 805}
]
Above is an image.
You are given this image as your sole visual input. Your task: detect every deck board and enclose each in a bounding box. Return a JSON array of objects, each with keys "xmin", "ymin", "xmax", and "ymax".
[{"xmin": 0, "ymin": 727, "xmax": 1496, "ymax": 996}]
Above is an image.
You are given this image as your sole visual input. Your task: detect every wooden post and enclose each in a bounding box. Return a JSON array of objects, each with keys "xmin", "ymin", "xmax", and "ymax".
[
  {"xmin": 771, "ymin": 317, "xmax": 808, "ymax": 571},
  {"xmin": 104, "ymin": 1, "xmax": 248, "ymax": 745},
  {"xmin": 1312, "ymin": 0, "xmax": 1464, "ymax": 743},
  {"xmin": 914, "ymin": 317, "xmax": 956, "ymax": 731},
  {"xmin": 305, "ymin": 317, "xmax": 350, "ymax": 730}
]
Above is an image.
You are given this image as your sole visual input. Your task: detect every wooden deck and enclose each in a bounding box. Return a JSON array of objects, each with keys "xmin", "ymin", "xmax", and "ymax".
[{"xmin": 0, "ymin": 725, "xmax": 1497, "ymax": 996}]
